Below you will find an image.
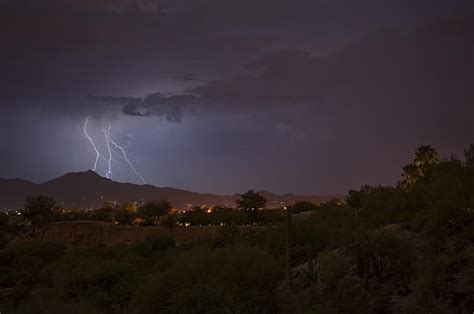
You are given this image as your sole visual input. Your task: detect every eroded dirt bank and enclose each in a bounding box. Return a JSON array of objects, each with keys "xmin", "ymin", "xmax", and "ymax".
[{"xmin": 16, "ymin": 221, "xmax": 220, "ymax": 247}]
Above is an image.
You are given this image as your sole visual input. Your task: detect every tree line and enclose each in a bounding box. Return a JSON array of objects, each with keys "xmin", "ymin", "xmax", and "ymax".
[{"xmin": 13, "ymin": 187, "xmax": 322, "ymax": 227}]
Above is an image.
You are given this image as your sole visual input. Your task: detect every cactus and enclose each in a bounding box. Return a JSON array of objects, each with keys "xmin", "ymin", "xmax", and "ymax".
[
  {"xmin": 285, "ymin": 206, "xmax": 292, "ymax": 282},
  {"xmin": 356, "ymin": 243, "xmax": 370, "ymax": 289},
  {"xmin": 307, "ymin": 244, "xmax": 315, "ymax": 284}
]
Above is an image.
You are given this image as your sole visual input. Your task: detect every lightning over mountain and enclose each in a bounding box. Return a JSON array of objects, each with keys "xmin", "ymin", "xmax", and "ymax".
[
  {"xmin": 83, "ymin": 117, "xmax": 146, "ymax": 184},
  {"xmin": 108, "ymin": 136, "xmax": 147, "ymax": 184},
  {"xmin": 83, "ymin": 117, "xmax": 106, "ymax": 171},
  {"xmin": 102, "ymin": 124, "xmax": 114, "ymax": 179}
]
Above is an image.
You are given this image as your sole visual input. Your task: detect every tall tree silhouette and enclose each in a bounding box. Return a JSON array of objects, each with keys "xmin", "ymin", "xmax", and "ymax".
[
  {"xmin": 401, "ymin": 145, "xmax": 439, "ymax": 189},
  {"xmin": 236, "ymin": 190, "xmax": 267, "ymax": 221}
]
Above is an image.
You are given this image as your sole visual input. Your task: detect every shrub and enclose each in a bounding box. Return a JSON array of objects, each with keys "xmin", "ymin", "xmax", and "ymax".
[
  {"xmin": 134, "ymin": 235, "xmax": 174, "ymax": 257},
  {"xmin": 289, "ymin": 201, "xmax": 319, "ymax": 214},
  {"xmin": 361, "ymin": 230, "xmax": 414, "ymax": 283},
  {"xmin": 129, "ymin": 246, "xmax": 281, "ymax": 313},
  {"xmin": 22, "ymin": 195, "xmax": 60, "ymax": 225}
]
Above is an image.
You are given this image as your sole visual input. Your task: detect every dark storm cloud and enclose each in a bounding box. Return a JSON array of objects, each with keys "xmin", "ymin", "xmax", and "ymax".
[
  {"xmin": 88, "ymin": 96, "xmax": 139, "ymax": 105},
  {"xmin": 93, "ymin": 15, "xmax": 473, "ymax": 128},
  {"xmin": 89, "ymin": 94, "xmax": 193, "ymax": 121},
  {"xmin": 88, "ymin": 50, "xmax": 319, "ymax": 120},
  {"xmin": 1, "ymin": 0, "xmax": 469, "ymax": 118},
  {"xmin": 0, "ymin": 0, "xmax": 163, "ymax": 12},
  {"xmin": 83, "ymin": 0, "xmax": 162, "ymax": 13}
]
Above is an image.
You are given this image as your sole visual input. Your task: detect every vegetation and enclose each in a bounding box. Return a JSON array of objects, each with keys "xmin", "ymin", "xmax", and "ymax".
[
  {"xmin": 236, "ymin": 189, "xmax": 267, "ymax": 220},
  {"xmin": 288, "ymin": 201, "xmax": 319, "ymax": 213},
  {"xmin": 177, "ymin": 206, "xmax": 285, "ymax": 226},
  {"xmin": 1, "ymin": 145, "xmax": 473, "ymax": 313},
  {"xmin": 138, "ymin": 201, "xmax": 172, "ymax": 225},
  {"xmin": 21, "ymin": 195, "xmax": 59, "ymax": 225}
]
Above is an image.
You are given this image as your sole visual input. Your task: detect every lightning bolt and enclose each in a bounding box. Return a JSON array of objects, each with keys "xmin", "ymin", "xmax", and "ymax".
[
  {"xmin": 83, "ymin": 117, "xmax": 106, "ymax": 171},
  {"xmin": 108, "ymin": 136, "xmax": 147, "ymax": 184},
  {"xmin": 102, "ymin": 124, "xmax": 113, "ymax": 179},
  {"xmin": 102, "ymin": 122, "xmax": 146, "ymax": 184},
  {"xmin": 83, "ymin": 117, "xmax": 146, "ymax": 184}
]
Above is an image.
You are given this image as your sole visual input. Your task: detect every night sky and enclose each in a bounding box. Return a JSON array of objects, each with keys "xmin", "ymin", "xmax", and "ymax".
[{"xmin": 0, "ymin": 0, "xmax": 472, "ymax": 195}]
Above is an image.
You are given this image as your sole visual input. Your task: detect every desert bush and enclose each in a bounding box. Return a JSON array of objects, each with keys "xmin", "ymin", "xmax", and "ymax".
[
  {"xmin": 21, "ymin": 195, "xmax": 60, "ymax": 225},
  {"xmin": 257, "ymin": 208, "xmax": 286, "ymax": 224},
  {"xmin": 159, "ymin": 214, "xmax": 177, "ymax": 232},
  {"xmin": 13, "ymin": 297, "xmax": 103, "ymax": 314},
  {"xmin": 361, "ymin": 231, "xmax": 414, "ymax": 283},
  {"xmin": 0, "ymin": 212, "xmax": 8, "ymax": 225},
  {"xmin": 134, "ymin": 235, "xmax": 175, "ymax": 257},
  {"xmin": 129, "ymin": 246, "xmax": 281, "ymax": 313},
  {"xmin": 46, "ymin": 258, "xmax": 138, "ymax": 312},
  {"xmin": 88, "ymin": 208, "xmax": 114, "ymax": 222},
  {"xmin": 213, "ymin": 224, "xmax": 241, "ymax": 247},
  {"xmin": 315, "ymin": 250, "xmax": 367, "ymax": 313},
  {"xmin": 305, "ymin": 203, "xmax": 356, "ymax": 249},
  {"xmin": 0, "ymin": 241, "xmax": 66, "ymax": 307},
  {"xmin": 243, "ymin": 226, "xmax": 286, "ymax": 258},
  {"xmin": 288, "ymin": 201, "xmax": 319, "ymax": 214},
  {"xmin": 115, "ymin": 208, "xmax": 135, "ymax": 225},
  {"xmin": 59, "ymin": 209, "xmax": 89, "ymax": 221},
  {"xmin": 407, "ymin": 252, "xmax": 453, "ymax": 313}
]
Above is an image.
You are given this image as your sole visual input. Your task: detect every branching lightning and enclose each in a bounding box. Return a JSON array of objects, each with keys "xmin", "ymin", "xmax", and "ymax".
[
  {"xmin": 102, "ymin": 125, "xmax": 114, "ymax": 179},
  {"xmin": 83, "ymin": 117, "xmax": 146, "ymax": 184},
  {"xmin": 108, "ymin": 134, "xmax": 147, "ymax": 184},
  {"xmin": 83, "ymin": 117, "xmax": 106, "ymax": 171}
]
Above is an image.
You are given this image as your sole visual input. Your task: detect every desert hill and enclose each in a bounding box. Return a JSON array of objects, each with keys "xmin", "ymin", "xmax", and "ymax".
[{"xmin": 0, "ymin": 170, "xmax": 341, "ymax": 210}]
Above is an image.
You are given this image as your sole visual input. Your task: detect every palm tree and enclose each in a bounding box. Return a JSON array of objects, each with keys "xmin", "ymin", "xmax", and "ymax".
[
  {"xmin": 400, "ymin": 145, "xmax": 439, "ymax": 189},
  {"xmin": 400, "ymin": 164, "xmax": 420, "ymax": 189},
  {"xmin": 414, "ymin": 145, "xmax": 439, "ymax": 169}
]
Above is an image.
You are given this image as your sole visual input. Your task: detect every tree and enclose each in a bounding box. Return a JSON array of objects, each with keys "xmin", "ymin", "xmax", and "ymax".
[
  {"xmin": 22, "ymin": 195, "xmax": 59, "ymax": 225},
  {"xmin": 400, "ymin": 163, "xmax": 420, "ymax": 189},
  {"xmin": 120, "ymin": 202, "xmax": 138, "ymax": 212},
  {"xmin": 347, "ymin": 185, "xmax": 374, "ymax": 208},
  {"xmin": 464, "ymin": 144, "xmax": 474, "ymax": 168},
  {"xmin": 236, "ymin": 190, "xmax": 267, "ymax": 220},
  {"xmin": 464, "ymin": 145, "xmax": 474, "ymax": 209},
  {"xmin": 159, "ymin": 214, "xmax": 177, "ymax": 233},
  {"xmin": 414, "ymin": 145, "xmax": 439, "ymax": 170},
  {"xmin": 400, "ymin": 145, "xmax": 439, "ymax": 189},
  {"xmin": 0, "ymin": 212, "xmax": 8, "ymax": 226},
  {"xmin": 114, "ymin": 202, "xmax": 139, "ymax": 225},
  {"xmin": 138, "ymin": 200, "xmax": 173, "ymax": 225},
  {"xmin": 416, "ymin": 157, "xmax": 471, "ymax": 224},
  {"xmin": 88, "ymin": 208, "xmax": 114, "ymax": 222},
  {"xmin": 289, "ymin": 201, "xmax": 319, "ymax": 213}
]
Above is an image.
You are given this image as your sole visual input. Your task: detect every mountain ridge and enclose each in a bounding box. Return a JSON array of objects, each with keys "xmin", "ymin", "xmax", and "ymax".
[{"xmin": 0, "ymin": 170, "xmax": 343, "ymax": 210}]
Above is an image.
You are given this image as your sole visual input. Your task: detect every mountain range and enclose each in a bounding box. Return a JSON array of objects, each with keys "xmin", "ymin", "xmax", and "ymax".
[{"xmin": 0, "ymin": 171, "xmax": 342, "ymax": 210}]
